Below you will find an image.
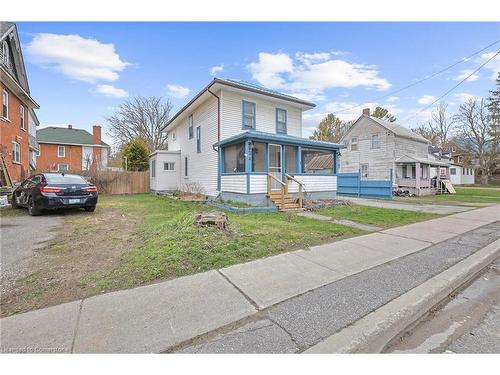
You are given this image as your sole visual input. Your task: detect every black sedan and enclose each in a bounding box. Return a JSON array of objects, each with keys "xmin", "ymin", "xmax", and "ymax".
[{"xmin": 12, "ymin": 173, "xmax": 98, "ymax": 216}]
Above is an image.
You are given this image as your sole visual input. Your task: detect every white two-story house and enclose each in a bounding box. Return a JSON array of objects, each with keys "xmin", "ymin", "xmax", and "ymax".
[
  {"xmin": 150, "ymin": 78, "xmax": 343, "ymax": 208},
  {"xmin": 340, "ymin": 108, "xmax": 451, "ymax": 196}
]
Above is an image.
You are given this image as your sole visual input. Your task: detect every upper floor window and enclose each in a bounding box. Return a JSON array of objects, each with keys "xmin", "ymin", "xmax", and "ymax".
[
  {"xmin": 12, "ymin": 142, "xmax": 20, "ymax": 163},
  {"xmin": 351, "ymin": 137, "xmax": 358, "ymax": 151},
  {"xmin": 58, "ymin": 145, "xmax": 65, "ymax": 157},
  {"xmin": 20, "ymin": 106, "xmax": 25, "ymax": 130},
  {"xmin": 276, "ymin": 108, "xmax": 287, "ymax": 134},
  {"xmin": 371, "ymin": 134, "xmax": 380, "ymax": 149},
  {"xmin": 196, "ymin": 126, "xmax": 201, "ymax": 153},
  {"xmin": 188, "ymin": 114, "xmax": 194, "ymax": 139},
  {"xmin": 242, "ymin": 100, "xmax": 256, "ymax": 129},
  {"xmin": 2, "ymin": 89, "xmax": 8, "ymax": 119}
]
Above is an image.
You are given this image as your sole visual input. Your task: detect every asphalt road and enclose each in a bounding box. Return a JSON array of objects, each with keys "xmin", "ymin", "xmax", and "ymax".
[
  {"xmin": 177, "ymin": 222, "xmax": 500, "ymax": 353},
  {"xmin": 385, "ymin": 258, "xmax": 500, "ymax": 353},
  {"xmin": 0, "ymin": 212, "xmax": 61, "ymax": 294}
]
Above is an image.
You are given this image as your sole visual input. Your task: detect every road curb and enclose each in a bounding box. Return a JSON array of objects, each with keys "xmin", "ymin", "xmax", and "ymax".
[{"xmin": 304, "ymin": 239, "xmax": 500, "ymax": 353}]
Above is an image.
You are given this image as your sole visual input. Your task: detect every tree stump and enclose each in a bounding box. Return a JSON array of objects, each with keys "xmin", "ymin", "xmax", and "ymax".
[{"xmin": 195, "ymin": 211, "xmax": 228, "ymax": 230}]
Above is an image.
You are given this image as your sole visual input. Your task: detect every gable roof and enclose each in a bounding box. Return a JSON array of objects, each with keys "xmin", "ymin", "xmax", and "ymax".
[
  {"xmin": 163, "ymin": 78, "xmax": 315, "ymax": 131},
  {"xmin": 0, "ymin": 22, "xmax": 30, "ymax": 93},
  {"xmin": 342, "ymin": 115, "xmax": 430, "ymax": 144},
  {"xmin": 37, "ymin": 127, "xmax": 110, "ymax": 147}
]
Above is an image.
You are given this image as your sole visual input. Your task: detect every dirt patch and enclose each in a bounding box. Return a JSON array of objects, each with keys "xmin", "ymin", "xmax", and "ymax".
[{"xmin": 0, "ymin": 207, "xmax": 142, "ymax": 317}]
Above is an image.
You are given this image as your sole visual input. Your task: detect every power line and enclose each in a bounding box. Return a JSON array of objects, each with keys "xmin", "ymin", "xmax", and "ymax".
[
  {"xmin": 404, "ymin": 49, "xmax": 500, "ymax": 123},
  {"xmin": 330, "ymin": 39, "xmax": 500, "ymax": 115}
]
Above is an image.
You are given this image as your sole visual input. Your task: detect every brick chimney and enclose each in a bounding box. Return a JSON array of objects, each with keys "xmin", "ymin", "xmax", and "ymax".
[
  {"xmin": 68, "ymin": 124, "xmax": 73, "ymax": 129},
  {"xmin": 362, "ymin": 108, "xmax": 370, "ymax": 117},
  {"xmin": 92, "ymin": 125, "xmax": 102, "ymax": 145}
]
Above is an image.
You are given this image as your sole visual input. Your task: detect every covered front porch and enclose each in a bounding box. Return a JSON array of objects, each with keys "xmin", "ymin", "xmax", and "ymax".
[
  {"xmin": 395, "ymin": 155, "xmax": 451, "ymax": 196},
  {"xmin": 215, "ymin": 131, "xmax": 343, "ymax": 208}
]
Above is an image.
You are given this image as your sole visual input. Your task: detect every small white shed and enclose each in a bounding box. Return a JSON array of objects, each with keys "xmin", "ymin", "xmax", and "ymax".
[
  {"xmin": 449, "ymin": 164, "xmax": 475, "ymax": 185},
  {"xmin": 149, "ymin": 150, "xmax": 181, "ymax": 193}
]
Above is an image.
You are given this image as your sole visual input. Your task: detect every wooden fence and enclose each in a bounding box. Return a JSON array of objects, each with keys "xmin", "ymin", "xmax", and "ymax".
[{"xmin": 87, "ymin": 170, "xmax": 150, "ymax": 195}]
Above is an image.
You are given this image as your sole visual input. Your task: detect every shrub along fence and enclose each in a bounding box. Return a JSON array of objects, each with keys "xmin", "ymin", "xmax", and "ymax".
[
  {"xmin": 86, "ymin": 170, "xmax": 150, "ymax": 194},
  {"xmin": 337, "ymin": 169, "xmax": 393, "ymax": 199}
]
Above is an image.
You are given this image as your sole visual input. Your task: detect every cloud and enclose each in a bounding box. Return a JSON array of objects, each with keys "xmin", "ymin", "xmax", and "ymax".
[
  {"xmin": 454, "ymin": 69, "xmax": 479, "ymax": 82},
  {"xmin": 386, "ymin": 96, "xmax": 400, "ymax": 103},
  {"xmin": 418, "ymin": 95, "xmax": 437, "ymax": 105},
  {"xmin": 209, "ymin": 64, "xmax": 224, "ymax": 76},
  {"xmin": 479, "ymin": 52, "xmax": 500, "ymax": 80},
  {"xmin": 95, "ymin": 84, "xmax": 128, "ymax": 98},
  {"xmin": 247, "ymin": 51, "xmax": 391, "ymax": 101},
  {"xmin": 323, "ymin": 101, "xmax": 403, "ymax": 122},
  {"xmin": 167, "ymin": 84, "xmax": 191, "ymax": 99},
  {"xmin": 453, "ymin": 92, "xmax": 477, "ymax": 103},
  {"xmin": 26, "ymin": 33, "xmax": 129, "ymax": 83}
]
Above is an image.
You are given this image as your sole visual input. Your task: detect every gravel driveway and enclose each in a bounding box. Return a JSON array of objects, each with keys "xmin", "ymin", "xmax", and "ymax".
[{"xmin": 1, "ymin": 213, "xmax": 61, "ymax": 294}]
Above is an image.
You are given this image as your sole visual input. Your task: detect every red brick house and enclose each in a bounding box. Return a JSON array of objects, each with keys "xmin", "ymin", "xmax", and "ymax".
[
  {"xmin": 1, "ymin": 22, "xmax": 40, "ymax": 183},
  {"xmin": 36, "ymin": 125, "xmax": 110, "ymax": 173}
]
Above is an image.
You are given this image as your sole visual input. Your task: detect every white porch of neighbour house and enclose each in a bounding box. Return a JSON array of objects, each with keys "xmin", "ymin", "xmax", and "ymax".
[
  {"xmin": 395, "ymin": 155, "xmax": 451, "ymax": 196},
  {"xmin": 216, "ymin": 131, "xmax": 343, "ymax": 208}
]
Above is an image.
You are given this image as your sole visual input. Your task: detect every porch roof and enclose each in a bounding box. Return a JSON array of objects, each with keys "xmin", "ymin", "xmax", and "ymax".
[
  {"xmin": 396, "ymin": 154, "xmax": 451, "ymax": 167},
  {"xmin": 215, "ymin": 131, "xmax": 344, "ymax": 151}
]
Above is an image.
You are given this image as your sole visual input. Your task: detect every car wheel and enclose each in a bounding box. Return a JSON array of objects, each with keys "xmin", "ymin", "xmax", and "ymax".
[
  {"xmin": 28, "ymin": 197, "xmax": 42, "ymax": 216},
  {"xmin": 84, "ymin": 206, "xmax": 96, "ymax": 212}
]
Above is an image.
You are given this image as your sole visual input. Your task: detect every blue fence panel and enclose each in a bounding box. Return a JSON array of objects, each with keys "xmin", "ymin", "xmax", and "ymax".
[{"xmin": 337, "ymin": 170, "xmax": 393, "ymax": 199}]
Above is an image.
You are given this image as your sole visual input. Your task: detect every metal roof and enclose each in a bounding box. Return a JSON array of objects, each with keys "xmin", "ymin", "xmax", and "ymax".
[
  {"xmin": 37, "ymin": 127, "xmax": 110, "ymax": 147},
  {"xmin": 215, "ymin": 130, "xmax": 343, "ymax": 151},
  {"xmin": 395, "ymin": 155, "xmax": 450, "ymax": 167}
]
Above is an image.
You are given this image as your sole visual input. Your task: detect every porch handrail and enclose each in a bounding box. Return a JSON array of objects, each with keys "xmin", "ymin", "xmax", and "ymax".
[
  {"xmin": 267, "ymin": 173, "xmax": 286, "ymax": 209},
  {"xmin": 285, "ymin": 174, "xmax": 304, "ymax": 209}
]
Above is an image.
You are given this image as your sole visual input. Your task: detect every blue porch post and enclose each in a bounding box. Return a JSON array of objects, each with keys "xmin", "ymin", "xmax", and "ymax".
[
  {"xmin": 217, "ymin": 147, "xmax": 223, "ymax": 191},
  {"xmin": 245, "ymin": 140, "xmax": 252, "ymax": 194},
  {"xmin": 334, "ymin": 151, "xmax": 340, "ymax": 174},
  {"xmin": 296, "ymin": 146, "xmax": 302, "ymax": 174},
  {"xmin": 281, "ymin": 145, "xmax": 285, "ymax": 181}
]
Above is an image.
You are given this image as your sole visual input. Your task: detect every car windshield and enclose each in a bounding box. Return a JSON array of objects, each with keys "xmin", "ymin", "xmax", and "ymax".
[{"xmin": 44, "ymin": 174, "xmax": 88, "ymax": 184}]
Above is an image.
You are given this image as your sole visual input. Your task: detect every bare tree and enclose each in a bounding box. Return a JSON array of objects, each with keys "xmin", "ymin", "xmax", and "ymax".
[
  {"xmin": 453, "ymin": 98, "xmax": 494, "ymax": 184},
  {"xmin": 107, "ymin": 96, "xmax": 172, "ymax": 151},
  {"xmin": 414, "ymin": 122, "xmax": 439, "ymax": 145},
  {"xmin": 428, "ymin": 101, "xmax": 454, "ymax": 147}
]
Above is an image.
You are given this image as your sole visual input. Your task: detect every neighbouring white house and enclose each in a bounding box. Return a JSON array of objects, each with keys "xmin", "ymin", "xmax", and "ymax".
[
  {"xmin": 340, "ymin": 108, "xmax": 452, "ymax": 196},
  {"xmin": 449, "ymin": 164, "xmax": 475, "ymax": 185},
  {"xmin": 150, "ymin": 78, "xmax": 343, "ymax": 208}
]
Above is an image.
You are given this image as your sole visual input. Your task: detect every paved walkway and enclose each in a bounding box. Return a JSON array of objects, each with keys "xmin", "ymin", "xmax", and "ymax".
[
  {"xmin": 342, "ymin": 197, "xmax": 473, "ymax": 215},
  {"xmin": 297, "ymin": 211, "xmax": 382, "ymax": 232},
  {"xmin": 1, "ymin": 205, "xmax": 498, "ymax": 353}
]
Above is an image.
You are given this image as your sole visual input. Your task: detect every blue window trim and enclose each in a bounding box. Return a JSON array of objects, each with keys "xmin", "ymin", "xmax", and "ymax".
[
  {"xmin": 188, "ymin": 114, "xmax": 194, "ymax": 139},
  {"xmin": 196, "ymin": 126, "xmax": 201, "ymax": 153},
  {"xmin": 242, "ymin": 100, "xmax": 256, "ymax": 130},
  {"xmin": 276, "ymin": 108, "xmax": 287, "ymax": 134}
]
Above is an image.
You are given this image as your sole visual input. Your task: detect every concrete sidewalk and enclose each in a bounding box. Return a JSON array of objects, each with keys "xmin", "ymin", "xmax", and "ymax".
[
  {"xmin": 1, "ymin": 205, "xmax": 499, "ymax": 353},
  {"xmin": 342, "ymin": 197, "xmax": 474, "ymax": 215}
]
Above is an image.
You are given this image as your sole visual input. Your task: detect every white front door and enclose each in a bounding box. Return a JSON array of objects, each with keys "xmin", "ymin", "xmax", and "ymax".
[{"xmin": 269, "ymin": 144, "xmax": 282, "ymax": 191}]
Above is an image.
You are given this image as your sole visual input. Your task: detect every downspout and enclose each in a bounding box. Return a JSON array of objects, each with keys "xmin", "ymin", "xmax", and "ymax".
[{"xmin": 208, "ymin": 87, "xmax": 221, "ymax": 192}]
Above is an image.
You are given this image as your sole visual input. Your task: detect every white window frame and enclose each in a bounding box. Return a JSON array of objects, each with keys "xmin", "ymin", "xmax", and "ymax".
[
  {"xmin": 2, "ymin": 89, "xmax": 8, "ymax": 119},
  {"xmin": 361, "ymin": 163, "xmax": 369, "ymax": 178},
  {"xmin": 58, "ymin": 164, "xmax": 69, "ymax": 172},
  {"xmin": 371, "ymin": 134, "xmax": 380, "ymax": 149},
  {"xmin": 2, "ymin": 41, "xmax": 9, "ymax": 65},
  {"xmin": 20, "ymin": 106, "xmax": 25, "ymax": 130},
  {"xmin": 188, "ymin": 114, "xmax": 194, "ymax": 139},
  {"xmin": 163, "ymin": 162, "xmax": 175, "ymax": 171},
  {"xmin": 58, "ymin": 145, "xmax": 65, "ymax": 158},
  {"xmin": 351, "ymin": 137, "xmax": 358, "ymax": 151},
  {"xmin": 151, "ymin": 159, "xmax": 156, "ymax": 178},
  {"xmin": 12, "ymin": 141, "xmax": 20, "ymax": 163}
]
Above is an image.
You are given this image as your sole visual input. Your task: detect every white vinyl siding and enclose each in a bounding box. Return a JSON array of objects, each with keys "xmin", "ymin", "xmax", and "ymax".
[
  {"xmin": 163, "ymin": 162, "xmax": 175, "ymax": 171},
  {"xmin": 221, "ymin": 174, "xmax": 247, "ymax": 193},
  {"xmin": 287, "ymin": 175, "xmax": 337, "ymax": 193},
  {"xmin": 220, "ymin": 89, "xmax": 303, "ymax": 139}
]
